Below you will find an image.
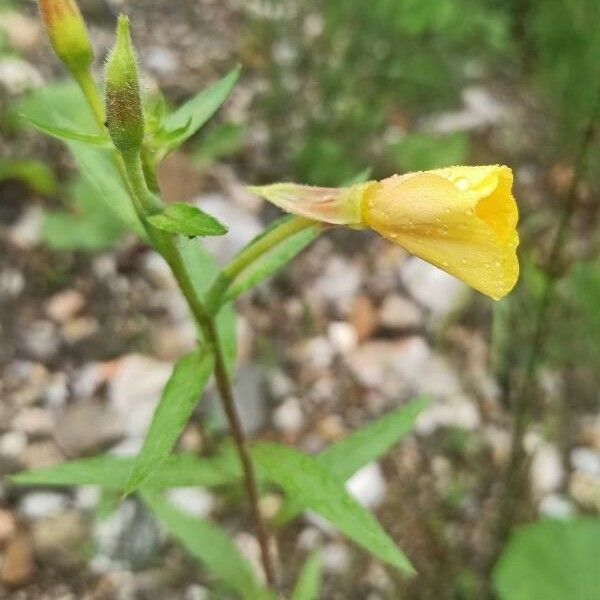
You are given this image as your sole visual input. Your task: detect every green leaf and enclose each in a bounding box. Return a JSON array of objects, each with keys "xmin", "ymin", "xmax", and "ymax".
[
  {"xmin": 493, "ymin": 518, "xmax": 600, "ymax": 600},
  {"xmin": 0, "ymin": 158, "xmax": 57, "ymax": 196},
  {"xmin": 162, "ymin": 67, "xmax": 240, "ymax": 152},
  {"xmin": 253, "ymin": 443, "xmax": 415, "ymax": 575},
  {"xmin": 42, "ymin": 177, "xmax": 125, "ymax": 251},
  {"xmin": 226, "ymin": 216, "xmax": 321, "ymax": 302},
  {"xmin": 142, "ymin": 491, "xmax": 272, "ymax": 600},
  {"xmin": 24, "ymin": 116, "xmax": 112, "ymax": 147},
  {"xmin": 148, "ymin": 203, "xmax": 228, "ymax": 238},
  {"xmin": 10, "ymin": 452, "xmax": 240, "ymax": 490},
  {"xmin": 389, "ymin": 132, "xmax": 469, "ymax": 172},
  {"xmin": 291, "ymin": 551, "xmax": 322, "ymax": 600},
  {"xmin": 277, "ymin": 397, "xmax": 429, "ymax": 524},
  {"xmin": 177, "ymin": 237, "xmax": 237, "ymax": 374},
  {"xmin": 18, "ymin": 82, "xmax": 146, "ymax": 239},
  {"xmin": 125, "ymin": 349, "xmax": 215, "ymax": 494}
]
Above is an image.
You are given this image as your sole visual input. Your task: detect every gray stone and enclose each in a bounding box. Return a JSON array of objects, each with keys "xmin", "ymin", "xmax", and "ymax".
[
  {"xmin": 346, "ymin": 462, "xmax": 387, "ymax": 509},
  {"xmin": 19, "ymin": 492, "xmax": 69, "ymax": 520},
  {"xmin": 54, "ymin": 399, "xmax": 124, "ymax": 457},
  {"xmin": 379, "ymin": 294, "xmax": 422, "ymax": 330},
  {"xmin": 273, "ymin": 397, "xmax": 305, "ymax": 434}
]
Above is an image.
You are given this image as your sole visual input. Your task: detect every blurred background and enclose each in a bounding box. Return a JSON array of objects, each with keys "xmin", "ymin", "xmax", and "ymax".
[{"xmin": 0, "ymin": 0, "xmax": 599, "ymax": 598}]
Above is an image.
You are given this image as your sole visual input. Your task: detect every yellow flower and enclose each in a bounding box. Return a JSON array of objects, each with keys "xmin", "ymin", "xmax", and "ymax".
[{"xmin": 249, "ymin": 165, "xmax": 519, "ymax": 300}]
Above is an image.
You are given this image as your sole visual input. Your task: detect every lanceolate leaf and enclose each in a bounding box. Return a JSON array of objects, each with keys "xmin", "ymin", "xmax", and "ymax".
[
  {"xmin": 226, "ymin": 216, "xmax": 321, "ymax": 302},
  {"xmin": 18, "ymin": 83, "xmax": 146, "ymax": 239},
  {"xmin": 125, "ymin": 349, "xmax": 215, "ymax": 494},
  {"xmin": 24, "ymin": 116, "xmax": 113, "ymax": 147},
  {"xmin": 142, "ymin": 491, "xmax": 272, "ymax": 600},
  {"xmin": 253, "ymin": 443, "xmax": 415, "ymax": 575},
  {"xmin": 291, "ymin": 551, "xmax": 322, "ymax": 600},
  {"xmin": 277, "ymin": 396, "xmax": 429, "ymax": 524},
  {"xmin": 162, "ymin": 67, "xmax": 240, "ymax": 153},
  {"xmin": 148, "ymin": 203, "xmax": 228, "ymax": 238},
  {"xmin": 10, "ymin": 452, "xmax": 240, "ymax": 490}
]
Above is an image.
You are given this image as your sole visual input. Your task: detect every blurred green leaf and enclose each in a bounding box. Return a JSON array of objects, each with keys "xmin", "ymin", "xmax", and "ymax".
[
  {"xmin": 277, "ymin": 397, "xmax": 428, "ymax": 524},
  {"xmin": 18, "ymin": 82, "xmax": 146, "ymax": 239},
  {"xmin": 291, "ymin": 551, "xmax": 322, "ymax": 600},
  {"xmin": 493, "ymin": 518, "xmax": 600, "ymax": 600},
  {"xmin": 192, "ymin": 123, "xmax": 246, "ymax": 167},
  {"xmin": 162, "ymin": 67, "xmax": 240, "ymax": 153},
  {"xmin": 11, "ymin": 452, "xmax": 240, "ymax": 490},
  {"xmin": 226, "ymin": 216, "xmax": 321, "ymax": 302},
  {"xmin": 253, "ymin": 442, "xmax": 415, "ymax": 575},
  {"xmin": 389, "ymin": 132, "xmax": 469, "ymax": 172},
  {"xmin": 42, "ymin": 177, "xmax": 125, "ymax": 251},
  {"xmin": 23, "ymin": 116, "xmax": 112, "ymax": 147},
  {"xmin": 0, "ymin": 158, "xmax": 57, "ymax": 196},
  {"xmin": 125, "ymin": 349, "xmax": 215, "ymax": 494},
  {"xmin": 148, "ymin": 203, "xmax": 228, "ymax": 238},
  {"xmin": 142, "ymin": 491, "xmax": 272, "ymax": 600}
]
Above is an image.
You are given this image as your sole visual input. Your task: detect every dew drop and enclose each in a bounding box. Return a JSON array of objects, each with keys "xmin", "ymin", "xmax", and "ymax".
[
  {"xmin": 456, "ymin": 177, "xmax": 470, "ymax": 191},
  {"xmin": 442, "ymin": 260, "xmax": 449, "ymax": 267}
]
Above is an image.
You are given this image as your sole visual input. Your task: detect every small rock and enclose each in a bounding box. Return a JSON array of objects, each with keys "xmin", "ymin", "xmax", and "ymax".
[
  {"xmin": 184, "ymin": 585, "xmax": 209, "ymax": 600},
  {"xmin": 297, "ymin": 527, "xmax": 323, "ymax": 552},
  {"xmin": 322, "ymin": 542, "xmax": 351, "ymax": 574},
  {"xmin": 258, "ymin": 494, "xmax": 283, "ymax": 521},
  {"xmin": 54, "ymin": 399, "xmax": 124, "ymax": 457},
  {"xmin": 0, "ymin": 267, "xmax": 24, "ymax": 299},
  {"xmin": 273, "ymin": 397, "xmax": 305, "ymax": 434},
  {"xmin": 234, "ymin": 532, "xmax": 267, "ymax": 584},
  {"xmin": 349, "ymin": 295, "xmax": 378, "ymax": 341},
  {"xmin": 109, "ymin": 354, "xmax": 174, "ymax": 439},
  {"xmin": 20, "ymin": 440, "xmax": 63, "ymax": 470},
  {"xmin": 579, "ymin": 416, "xmax": 600, "ymax": 451},
  {"xmin": 23, "ymin": 320, "xmax": 59, "ymax": 360},
  {"xmin": 568, "ymin": 472, "xmax": 600, "ymax": 511},
  {"xmin": 316, "ymin": 414, "xmax": 347, "ymax": 443},
  {"xmin": 327, "ymin": 321, "xmax": 358, "ymax": 354},
  {"xmin": 61, "ymin": 316, "xmax": 99, "ymax": 343},
  {"xmin": 538, "ymin": 494, "xmax": 576, "ymax": 519},
  {"xmin": 93, "ymin": 501, "xmax": 164, "ymax": 572},
  {"xmin": 43, "ymin": 372, "xmax": 69, "ymax": 408},
  {"xmin": 346, "ymin": 462, "xmax": 387, "ymax": 509},
  {"xmin": 415, "ymin": 395, "xmax": 480, "ymax": 435},
  {"xmin": 570, "ymin": 447, "xmax": 600, "ymax": 478},
  {"xmin": 144, "ymin": 46, "xmax": 179, "ymax": 76},
  {"xmin": 211, "ymin": 366, "xmax": 267, "ymax": 435},
  {"xmin": 32, "ymin": 512, "xmax": 89, "ymax": 569},
  {"xmin": 45, "ymin": 290, "xmax": 85, "ymax": 323},
  {"xmin": 0, "ymin": 431, "xmax": 27, "ymax": 459},
  {"xmin": 0, "ymin": 57, "xmax": 42, "ymax": 95},
  {"xmin": 314, "ymin": 257, "xmax": 362, "ymax": 313},
  {"xmin": 166, "ymin": 488, "xmax": 214, "ymax": 519},
  {"xmin": 19, "ymin": 492, "xmax": 69, "ymax": 520},
  {"xmin": 400, "ymin": 258, "xmax": 464, "ymax": 318},
  {"xmin": 379, "ymin": 294, "xmax": 422, "ymax": 330},
  {"xmin": 267, "ymin": 370, "xmax": 295, "ymax": 399},
  {"xmin": 530, "ymin": 443, "xmax": 564, "ymax": 497},
  {"xmin": 195, "ymin": 194, "xmax": 263, "ymax": 264},
  {"xmin": 12, "ymin": 407, "xmax": 53, "ymax": 437},
  {"xmin": 302, "ymin": 336, "xmax": 334, "ymax": 370},
  {"xmin": 1, "ymin": 533, "xmax": 35, "ymax": 587},
  {"xmin": 8, "ymin": 206, "xmax": 43, "ymax": 249},
  {"xmin": 0, "ymin": 509, "xmax": 17, "ymax": 544},
  {"xmin": 0, "ymin": 12, "xmax": 40, "ymax": 52}
]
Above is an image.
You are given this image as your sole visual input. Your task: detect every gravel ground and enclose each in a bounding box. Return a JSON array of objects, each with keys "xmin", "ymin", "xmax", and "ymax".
[{"xmin": 1, "ymin": 2, "xmax": 598, "ymax": 599}]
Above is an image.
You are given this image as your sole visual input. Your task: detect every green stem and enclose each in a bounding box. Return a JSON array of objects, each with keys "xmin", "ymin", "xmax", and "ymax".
[
  {"xmin": 73, "ymin": 69, "xmax": 105, "ymax": 129},
  {"xmin": 206, "ymin": 216, "xmax": 315, "ymax": 313}
]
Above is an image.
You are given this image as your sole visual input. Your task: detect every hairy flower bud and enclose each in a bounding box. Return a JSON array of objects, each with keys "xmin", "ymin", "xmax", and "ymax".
[
  {"xmin": 105, "ymin": 15, "xmax": 144, "ymax": 153},
  {"xmin": 37, "ymin": 0, "xmax": 93, "ymax": 75}
]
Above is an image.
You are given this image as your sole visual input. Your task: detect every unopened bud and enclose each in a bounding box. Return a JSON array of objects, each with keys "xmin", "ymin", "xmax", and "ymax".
[
  {"xmin": 105, "ymin": 15, "xmax": 144, "ymax": 153},
  {"xmin": 37, "ymin": 0, "xmax": 93, "ymax": 75}
]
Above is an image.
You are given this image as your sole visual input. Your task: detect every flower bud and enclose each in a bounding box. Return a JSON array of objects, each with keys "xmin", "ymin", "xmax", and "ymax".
[
  {"xmin": 105, "ymin": 15, "xmax": 144, "ymax": 153},
  {"xmin": 37, "ymin": 0, "xmax": 93, "ymax": 75}
]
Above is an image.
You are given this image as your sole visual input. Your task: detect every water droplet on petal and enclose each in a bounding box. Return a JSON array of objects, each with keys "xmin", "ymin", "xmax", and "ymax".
[{"xmin": 456, "ymin": 177, "xmax": 470, "ymax": 191}]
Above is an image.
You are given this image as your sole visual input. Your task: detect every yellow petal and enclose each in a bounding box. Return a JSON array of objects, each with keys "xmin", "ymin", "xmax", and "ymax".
[{"xmin": 362, "ymin": 165, "xmax": 519, "ymax": 300}]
